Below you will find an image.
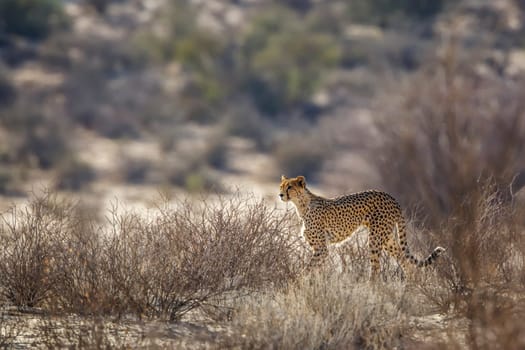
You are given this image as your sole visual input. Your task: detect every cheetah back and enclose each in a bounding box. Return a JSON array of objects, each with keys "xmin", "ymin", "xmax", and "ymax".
[{"xmin": 305, "ymin": 190, "xmax": 403, "ymax": 244}]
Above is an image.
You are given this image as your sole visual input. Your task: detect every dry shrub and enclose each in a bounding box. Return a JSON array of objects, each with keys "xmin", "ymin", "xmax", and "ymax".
[
  {"xmin": 223, "ymin": 272, "xmax": 417, "ymax": 350},
  {"xmin": 0, "ymin": 192, "xmax": 77, "ymax": 307},
  {"xmin": 373, "ymin": 56, "xmax": 525, "ymax": 227},
  {"xmin": 371, "ymin": 52, "xmax": 525, "ymax": 348},
  {"xmin": 0, "ymin": 191, "xmax": 302, "ymax": 321},
  {"xmin": 415, "ymin": 186, "xmax": 525, "ymax": 349},
  {"xmin": 373, "ymin": 75, "xmax": 525, "ymax": 345},
  {"xmin": 120, "ymin": 194, "xmax": 302, "ymax": 320},
  {"xmin": 51, "ymin": 216, "xmax": 108, "ymax": 316}
]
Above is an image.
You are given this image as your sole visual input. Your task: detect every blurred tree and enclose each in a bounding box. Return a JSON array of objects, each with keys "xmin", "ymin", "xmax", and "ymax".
[
  {"xmin": 138, "ymin": 2, "xmax": 341, "ymax": 120},
  {"xmin": 240, "ymin": 7, "xmax": 341, "ymax": 116},
  {"xmin": 347, "ymin": 0, "xmax": 451, "ymax": 27},
  {"xmin": 282, "ymin": 0, "xmax": 313, "ymax": 13},
  {"xmin": 0, "ymin": 0, "xmax": 68, "ymax": 40},
  {"xmin": 373, "ymin": 62, "xmax": 525, "ymax": 226},
  {"xmin": 59, "ymin": 34, "xmax": 148, "ymax": 138},
  {"xmin": 0, "ymin": 68, "xmax": 16, "ymax": 106},
  {"xmin": 85, "ymin": 0, "xmax": 111, "ymax": 14},
  {"xmin": 0, "ymin": 101, "xmax": 70, "ymax": 169},
  {"xmin": 136, "ymin": 0, "xmax": 230, "ymax": 122}
]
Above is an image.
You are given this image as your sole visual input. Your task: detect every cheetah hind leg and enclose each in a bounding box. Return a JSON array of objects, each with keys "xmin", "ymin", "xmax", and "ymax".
[
  {"xmin": 368, "ymin": 243, "xmax": 382, "ymax": 281},
  {"xmin": 384, "ymin": 238, "xmax": 410, "ymax": 280}
]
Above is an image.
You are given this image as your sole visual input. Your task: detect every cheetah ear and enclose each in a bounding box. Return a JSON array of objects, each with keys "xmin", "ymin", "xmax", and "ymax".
[
  {"xmin": 296, "ymin": 175, "xmax": 306, "ymax": 188},
  {"xmin": 281, "ymin": 175, "xmax": 288, "ymax": 181}
]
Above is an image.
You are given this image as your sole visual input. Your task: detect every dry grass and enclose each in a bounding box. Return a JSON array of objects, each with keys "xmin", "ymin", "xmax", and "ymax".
[
  {"xmin": 1, "ymin": 186, "xmax": 525, "ymax": 348},
  {"xmin": 222, "ymin": 273, "xmax": 414, "ymax": 350}
]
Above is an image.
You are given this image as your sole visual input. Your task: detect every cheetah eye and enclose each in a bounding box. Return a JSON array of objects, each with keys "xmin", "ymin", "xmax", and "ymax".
[{"xmin": 287, "ymin": 185, "xmax": 292, "ymax": 190}]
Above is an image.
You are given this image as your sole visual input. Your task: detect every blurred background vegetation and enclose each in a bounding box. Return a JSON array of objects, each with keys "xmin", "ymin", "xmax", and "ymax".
[
  {"xmin": 0, "ymin": 0, "xmax": 524, "ymax": 211},
  {"xmin": 2, "ymin": 1, "xmax": 525, "ymax": 348}
]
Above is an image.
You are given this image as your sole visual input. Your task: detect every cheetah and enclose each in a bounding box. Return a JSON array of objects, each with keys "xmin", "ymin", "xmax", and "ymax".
[{"xmin": 279, "ymin": 175, "xmax": 445, "ymax": 279}]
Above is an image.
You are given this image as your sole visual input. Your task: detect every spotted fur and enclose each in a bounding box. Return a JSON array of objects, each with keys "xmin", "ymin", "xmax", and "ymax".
[{"xmin": 279, "ymin": 175, "xmax": 445, "ymax": 278}]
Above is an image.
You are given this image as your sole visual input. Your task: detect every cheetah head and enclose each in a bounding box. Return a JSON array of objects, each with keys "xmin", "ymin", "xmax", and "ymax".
[{"xmin": 279, "ymin": 175, "xmax": 306, "ymax": 201}]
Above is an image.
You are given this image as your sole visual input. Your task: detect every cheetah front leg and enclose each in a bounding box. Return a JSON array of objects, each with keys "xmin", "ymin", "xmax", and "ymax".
[
  {"xmin": 369, "ymin": 248, "xmax": 381, "ymax": 280},
  {"xmin": 308, "ymin": 245, "xmax": 329, "ymax": 270},
  {"xmin": 304, "ymin": 228, "xmax": 329, "ymax": 270}
]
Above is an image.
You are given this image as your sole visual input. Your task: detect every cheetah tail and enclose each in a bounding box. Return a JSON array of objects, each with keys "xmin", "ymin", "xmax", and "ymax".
[
  {"xmin": 414, "ymin": 246, "xmax": 446, "ymax": 267},
  {"xmin": 396, "ymin": 221, "xmax": 445, "ymax": 267}
]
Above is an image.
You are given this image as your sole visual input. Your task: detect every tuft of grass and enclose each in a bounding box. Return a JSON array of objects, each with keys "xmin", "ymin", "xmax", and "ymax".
[{"xmin": 222, "ymin": 272, "xmax": 416, "ymax": 349}]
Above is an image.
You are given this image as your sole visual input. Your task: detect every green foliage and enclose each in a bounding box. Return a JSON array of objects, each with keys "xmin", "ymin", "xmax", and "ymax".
[
  {"xmin": 183, "ymin": 171, "xmax": 216, "ymax": 193},
  {"xmin": 136, "ymin": 1, "xmax": 229, "ymax": 122},
  {"xmin": 0, "ymin": 0, "xmax": 68, "ymax": 40},
  {"xmin": 173, "ymin": 30, "xmax": 228, "ymax": 112},
  {"xmin": 167, "ymin": 163, "xmax": 223, "ymax": 193},
  {"xmin": 242, "ymin": 9, "xmax": 341, "ymax": 114},
  {"xmin": 138, "ymin": 3, "xmax": 341, "ymax": 120},
  {"xmin": 133, "ymin": 0, "xmax": 450, "ymax": 124},
  {"xmin": 164, "ymin": 147, "xmax": 224, "ymax": 193}
]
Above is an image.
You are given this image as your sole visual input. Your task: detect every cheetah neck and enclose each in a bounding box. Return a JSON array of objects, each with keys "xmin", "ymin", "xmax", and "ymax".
[{"xmin": 290, "ymin": 188, "xmax": 322, "ymax": 219}]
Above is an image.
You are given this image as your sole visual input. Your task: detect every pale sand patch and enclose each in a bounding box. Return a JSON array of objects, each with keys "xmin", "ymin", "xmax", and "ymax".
[{"xmin": 12, "ymin": 64, "xmax": 64, "ymax": 89}]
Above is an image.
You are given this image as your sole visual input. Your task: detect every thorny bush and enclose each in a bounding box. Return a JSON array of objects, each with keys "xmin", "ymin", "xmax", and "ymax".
[{"xmin": 0, "ymin": 191, "xmax": 302, "ymax": 320}]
